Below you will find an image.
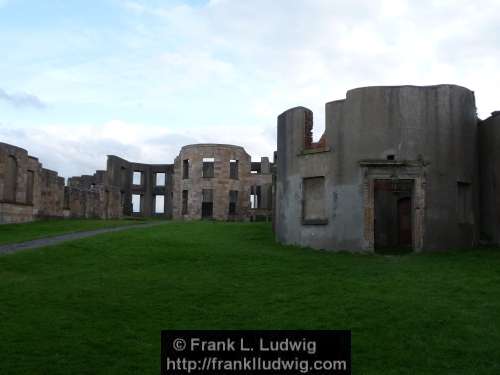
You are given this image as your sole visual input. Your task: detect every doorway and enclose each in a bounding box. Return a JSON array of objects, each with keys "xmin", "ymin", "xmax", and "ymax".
[
  {"xmin": 397, "ymin": 197, "xmax": 412, "ymax": 247},
  {"xmin": 374, "ymin": 179, "xmax": 413, "ymax": 252}
]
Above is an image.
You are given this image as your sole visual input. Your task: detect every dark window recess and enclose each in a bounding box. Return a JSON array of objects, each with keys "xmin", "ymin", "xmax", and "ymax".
[
  {"xmin": 230, "ymin": 160, "xmax": 239, "ymax": 179},
  {"xmin": 26, "ymin": 170, "xmax": 34, "ymax": 204},
  {"xmin": 120, "ymin": 167, "xmax": 128, "ymax": 186},
  {"xmin": 387, "ymin": 155, "xmax": 395, "ymax": 161},
  {"xmin": 251, "ymin": 162, "xmax": 261, "ymax": 174},
  {"xmin": 183, "ymin": 160, "xmax": 189, "ymax": 179},
  {"xmin": 4, "ymin": 155, "xmax": 17, "ymax": 202},
  {"xmin": 64, "ymin": 189, "xmax": 70, "ymax": 209},
  {"xmin": 202, "ymin": 189, "xmax": 214, "ymax": 218},
  {"xmin": 182, "ymin": 190, "xmax": 188, "ymax": 215},
  {"xmin": 229, "ymin": 190, "xmax": 238, "ymax": 214},
  {"xmin": 202, "ymin": 158, "xmax": 215, "ymax": 178}
]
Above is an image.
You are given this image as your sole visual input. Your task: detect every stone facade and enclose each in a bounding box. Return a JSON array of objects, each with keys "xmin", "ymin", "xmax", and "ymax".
[
  {"xmin": 171, "ymin": 144, "xmax": 272, "ymax": 221},
  {"xmin": 0, "ymin": 142, "xmax": 123, "ymax": 223},
  {"xmin": 275, "ymin": 85, "xmax": 485, "ymax": 252},
  {"xmin": 105, "ymin": 156, "xmax": 174, "ymax": 218},
  {"xmin": 0, "ymin": 142, "xmax": 65, "ymax": 223},
  {"xmin": 39, "ymin": 168, "xmax": 65, "ymax": 218},
  {"xmin": 64, "ymin": 169, "xmax": 123, "ymax": 219},
  {"xmin": 0, "ymin": 141, "xmax": 272, "ymax": 224}
]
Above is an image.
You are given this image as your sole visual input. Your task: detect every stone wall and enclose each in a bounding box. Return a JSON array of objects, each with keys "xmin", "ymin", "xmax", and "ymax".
[
  {"xmin": 65, "ymin": 169, "xmax": 123, "ymax": 219},
  {"xmin": 0, "ymin": 142, "xmax": 122, "ymax": 223},
  {"xmin": 276, "ymin": 85, "xmax": 480, "ymax": 252},
  {"xmin": 105, "ymin": 155, "xmax": 173, "ymax": 218},
  {"xmin": 479, "ymin": 112, "xmax": 500, "ymax": 244},
  {"xmin": 0, "ymin": 142, "xmax": 65, "ymax": 223},
  {"xmin": 64, "ymin": 184, "xmax": 122, "ymax": 219},
  {"xmin": 38, "ymin": 168, "xmax": 65, "ymax": 218},
  {"xmin": 172, "ymin": 144, "xmax": 273, "ymax": 221},
  {"xmin": 0, "ymin": 203, "xmax": 34, "ymax": 224},
  {"xmin": 173, "ymin": 144, "xmax": 251, "ymax": 220},
  {"xmin": 1, "ymin": 141, "xmax": 271, "ymax": 224}
]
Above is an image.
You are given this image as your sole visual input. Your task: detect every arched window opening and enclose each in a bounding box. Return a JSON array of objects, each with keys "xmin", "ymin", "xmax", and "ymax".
[{"xmin": 4, "ymin": 156, "xmax": 18, "ymax": 202}]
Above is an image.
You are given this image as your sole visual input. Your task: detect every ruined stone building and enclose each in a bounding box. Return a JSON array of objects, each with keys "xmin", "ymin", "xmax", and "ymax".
[
  {"xmin": 0, "ymin": 142, "xmax": 123, "ymax": 223},
  {"xmin": 4, "ymin": 83, "xmax": 500, "ymax": 253},
  {"xmin": 172, "ymin": 144, "xmax": 273, "ymax": 221},
  {"xmin": 275, "ymin": 84, "xmax": 500, "ymax": 252},
  {"xmin": 103, "ymin": 156, "xmax": 174, "ymax": 218},
  {"xmin": 103, "ymin": 144, "xmax": 272, "ymax": 221},
  {"xmin": 0, "ymin": 143, "xmax": 66, "ymax": 223},
  {"xmin": 0, "ymin": 142, "xmax": 272, "ymax": 224}
]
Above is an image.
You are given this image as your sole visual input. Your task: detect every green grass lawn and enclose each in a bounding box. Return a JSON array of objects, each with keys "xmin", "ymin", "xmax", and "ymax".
[
  {"xmin": 1, "ymin": 222, "xmax": 499, "ymax": 374},
  {"xmin": 0, "ymin": 218, "xmax": 152, "ymax": 245}
]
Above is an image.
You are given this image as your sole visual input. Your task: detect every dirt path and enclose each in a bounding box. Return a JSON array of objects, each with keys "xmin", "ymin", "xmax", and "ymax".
[{"xmin": 0, "ymin": 222, "xmax": 166, "ymax": 255}]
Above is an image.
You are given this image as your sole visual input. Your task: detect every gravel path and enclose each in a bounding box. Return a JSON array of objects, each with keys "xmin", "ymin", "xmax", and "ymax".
[{"xmin": 0, "ymin": 221, "xmax": 166, "ymax": 255}]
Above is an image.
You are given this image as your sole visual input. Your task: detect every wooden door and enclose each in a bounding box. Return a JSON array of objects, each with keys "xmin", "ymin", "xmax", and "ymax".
[{"xmin": 398, "ymin": 197, "xmax": 412, "ymax": 247}]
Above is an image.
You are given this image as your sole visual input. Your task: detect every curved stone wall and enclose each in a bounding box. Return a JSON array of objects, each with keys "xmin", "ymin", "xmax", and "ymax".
[
  {"xmin": 105, "ymin": 155, "xmax": 173, "ymax": 218},
  {"xmin": 276, "ymin": 85, "xmax": 479, "ymax": 252},
  {"xmin": 173, "ymin": 144, "xmax": 252, "ymax": 220}
]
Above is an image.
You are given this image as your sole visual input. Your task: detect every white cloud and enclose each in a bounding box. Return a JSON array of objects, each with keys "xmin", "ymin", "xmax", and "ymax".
[
  {"xmin": 114, "ymin": 0, "xmax": 499, "ymax": 119},
  {"xmin": 2, "ymin": 0, "xmax": 500, "ymax": 179},
  {"xmin": 0, "ymin": 120, "xmax": 275, "ymax": 178}
]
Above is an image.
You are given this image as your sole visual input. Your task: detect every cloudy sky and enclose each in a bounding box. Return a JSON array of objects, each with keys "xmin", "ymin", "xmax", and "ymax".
[{"xmin": 0, "ymin": 0, "xmax": 499, "ymax": 177}]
